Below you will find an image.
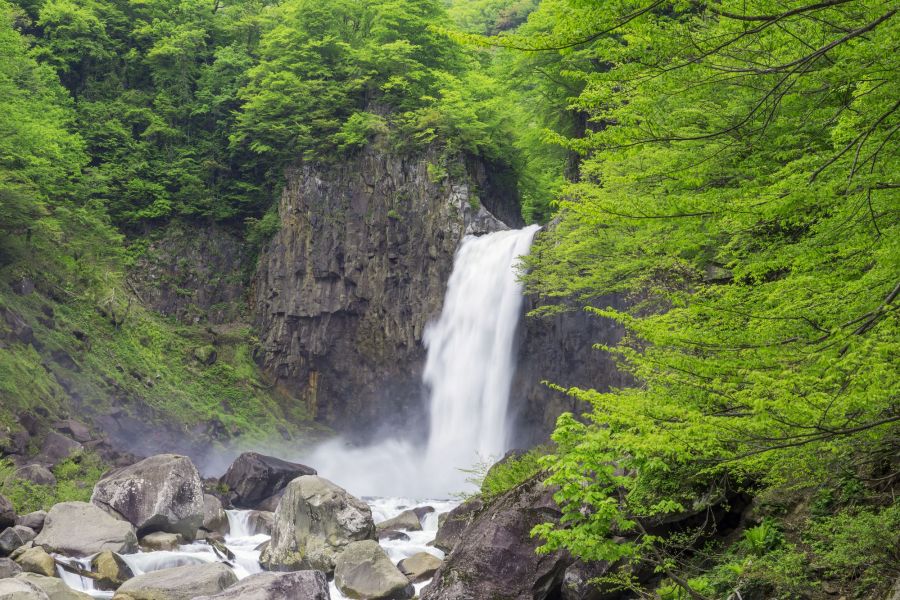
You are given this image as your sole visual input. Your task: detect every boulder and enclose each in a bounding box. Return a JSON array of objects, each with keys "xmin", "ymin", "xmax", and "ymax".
[
  {"xmin": 16, "ymin": 466, "xmax": 56, "ymax": 487},
  {"xmin": 377, "ymin": 530, "xmax": 410, "ymax": 542},
  {"xmin": 220, "ymin": 453, "xmax": 316, "ymax": 509},
  {"xmin": 52, "ymin": 421, "xmax": 92, "ymax": 444},
  {"xmin": 0, "ymin": 495, "xmax": 16, "ymax": 529},
  {"xmin": 0, "ymin": 577, "xmax": 50, "ymax": 600},
  {"xmin": 192, "ymin": 571, "xmax": 330, "ymax": 600},
  {"xmin": 201, "ymin": 495, "xmax": 229, "ymax": 535},
  {"xmin": 91, "ymin": 454, "xmax": 204, "ymax": 539},
  {"xmin": 334, "ymin": 541, "xmax": 413, "ymax": 600},
  {"xmin": 15, "ymin": 547, "xmax": 56, "ymax": 577},
  {"xmin": 112, "ymin": 562, "xmax": 237, "ymax": 600},
  {"xmin": 34, "ymin": 501, "xmax": 138, "ymax": 556},
  {"xmin": 397, "ymin": 552, "xmax": 442, "ymax": 583},
  {"xmin": 139, "ymin": 532, "xmax": 182, "ymax": 551},
  {"xmin": 432, "ymin": 498, "xmax": 483, "ymax": 553},
  {"xmin": 561, "ymin": 560, "xmax": 616, "ymax": 600},
  {"xmin": 260, "ymin": 475, "xmax": 374, "ymax": 573},
  {"xmin": 421, "ymin": 476, "xmax": 571, "ymax": 600},
  {"xmin": 413, "ymin": 506, "xmax": 435, "ymax": 521},
  {"xmin": 36, "ymin": 433, "xmax": 82, "ymax": 467},
  {"xmin": 90, "ymin": 551, "xmax": 134, "ymax": 591},
  {"xmin": 375, "ymin": 509, "xmax": 421, "ymax": 532},
  {"xmin": 0, "ymin": 527, "xmax": 36, "ymax": 556},
  {"xmin": 16, "ymin": 513, "xmax": 46, "ymax": 534},
  {"xmin": 14, "ymin": 573, "xmax": 92, "ymax": 599},
  {"xmin": 0, "ymin": 556, "xmax": 23, "ymax": 578},
  {"xmin": 245, "ymin": 511, "xmax": 273, "ymax": 536}
]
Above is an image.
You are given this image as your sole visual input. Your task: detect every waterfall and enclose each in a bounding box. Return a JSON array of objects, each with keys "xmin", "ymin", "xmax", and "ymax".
[
  {"xmin": 301, "ymin": 225, "xmax": 540, "ymax": 497},
  {"xmin": 421, "ymin": 225, "xmax": 540, "ymax": 474}
]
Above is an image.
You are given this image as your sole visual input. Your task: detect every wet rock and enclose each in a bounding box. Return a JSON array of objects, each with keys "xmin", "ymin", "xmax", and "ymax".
[
  {"xmin": 113, "ymin": 562, "xmax": 237, "ymax": 600},
  {"xmin": 90, "ymin": 551, "xmax": 134, "ymax": 591},
  {"xmin": 220, "ymin": 452, "xmax": 316, "ymax": 509},
  {"xmin": 52, "ymin": 420, "xmax": 92, "ymax": 444},
  {"xmin": 561, "ymin": 560, "xmax": 616, "ymax": 600},
  {"xmin": 413, "ymin": 506, "xmax": 435, "ymax": 521},
  {"xmin": 201, "ymin": 494, "xmax": 229, "ymax": 536},
  {"xmin": 0, "ymin": 526, "xmax": 35, "ymax": 556},
  {"xmin": 397, "ymin": 552, "xmax": 442, "ymax": 583},
  {"xmin": 192, "ymin": 570, "xmax": 330, "ymax": 600},
  {"xmin": 376, "ymin": 509, "xmax": 421, "ymax": 532},
  {"xmin": 34, "ymin": 501, "xmax": 138, "ymax": 556},
  {"xmin": 139, "ymin": 532, "xmax": 182, "ymax": 551},
  {"xmin": 16, "ymin": 513, "xmax": 46, "ymax": 534},
  {"xmin": 334, "ymin": 540, "xmax": 413, "ymax": 600},
  {"xmin": 0, "ymin": 556, "xmax": 22, "ymax": 578},
  {"xmin": 432, "ymin": 498, "xmax": 482, "ymax": 553},
  {"xmin": 14, "ymin": 547, "xmax": 56, "ymax": 577},
  {"xmin": 14, "ymin": 573, "xmax": 92, "ymax": 599},
  {"xmin": 91, "ymin": 454, "xmax": 204, "ymax": 540},
  {"xmin": 0, "ymin": 577, "xmax": 50, "ymax": 599},
  {"xmin": 16, "ymin": 466, "xmax": 56, "ymax": 487},
  {"xmin": 0, "ymin": 494, "xmax": 17, "ymax": 529},
  {"xmin": 246, "ymin": 511, "xmax": 273, "ymax": 536},
  {"xmin": 261, "ymin": 475, "xmax": 374, "ymax": 573},
  {"xmin": 36, "ymin": 432, "xmax": 82, "ymax": 467},
  {"xmin": 421, "ymin": 476, "xmax": 571, "ymax": 600},
  {"xmin": 377, "ymin": 530, "xmax": 410, "ymax": 542}
]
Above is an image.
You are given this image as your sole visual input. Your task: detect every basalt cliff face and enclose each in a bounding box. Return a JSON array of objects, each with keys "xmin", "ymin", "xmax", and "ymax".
[{"xmin": 251, "ymin": 146, "xmax": 515, "ymax": 434}]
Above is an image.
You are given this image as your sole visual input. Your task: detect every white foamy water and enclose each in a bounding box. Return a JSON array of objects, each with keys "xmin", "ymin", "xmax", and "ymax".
[{"xmin": 304, "ymin": 226, "xmax": 540, "ymax": 497}]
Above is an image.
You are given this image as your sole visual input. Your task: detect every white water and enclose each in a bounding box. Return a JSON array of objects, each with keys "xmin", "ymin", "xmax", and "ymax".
[{"xmin": 303, "ymin": 226, "xmax": 540, "ymax": 498}]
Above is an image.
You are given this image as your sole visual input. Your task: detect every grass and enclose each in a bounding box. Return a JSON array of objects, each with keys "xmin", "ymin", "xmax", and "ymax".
[{"xmin": 0, "ymin": 452, "xmax": 107, "ymax": 513}]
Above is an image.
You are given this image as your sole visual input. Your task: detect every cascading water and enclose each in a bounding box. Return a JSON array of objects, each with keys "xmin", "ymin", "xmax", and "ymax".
[{"xmin": 303, "ymin": 225, "xmax": 540, "ymax": 498}]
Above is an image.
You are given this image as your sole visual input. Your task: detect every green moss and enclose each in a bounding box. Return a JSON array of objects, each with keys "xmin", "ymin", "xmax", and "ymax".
[{"xmin": 0, "ymin": 452, "xmax": 107, "ymax": 513}]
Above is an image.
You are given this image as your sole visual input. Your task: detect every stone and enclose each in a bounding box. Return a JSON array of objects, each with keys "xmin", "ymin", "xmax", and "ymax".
[
  {"xmin": 37, "ymin": 433, "xmax": 82, "ymax": 467},
  {"xmin": 376, "ymin": 530, "xmax": 410, "ymax": 542},
  {"xmin": 260, "ymin": 475, "xmax": 374, "ymax": 573},
  {"xmin": 561, "ymin": 560, "xmax": 616, "ymax": 600},
  {"xmin": 201, "ymin": 495, "xmax": 229, "ymax": 535},
  {"xmin": 397, "ymin": 552, "xmax": 442, "ymax": 583},
  {"xmin": 91, "ymin": 454, "xmax": 204, "ymax": 539},
  {"xmin": 139, "ymin": 532, "xmax": 182, "ymax": 552},
  {"xmin": 192, "ymin": 571, "xmax": 330, "ymax": 600},
  {"xmin": 90, "ymin": 551, "xmax": 134, "ymax": 591},
  {"xmin": 16, "ymin": 466, "xmax": 56, "ymax": 487},
  {"xmin": 0, "ymin": 495, "xmax": 16, "ymax": 529},
  {"xmin": 0, "ymin": 556, "xmax": 23, "ymax": 578},
  {"xmin": 412, "ymin": 506, "xmax": 435, "ymax": 521},
  {"xmin": 0, "ymin": 527, "xmax": 36, "ymax": 556},
  {"xmin": 52, "ymin": 421, "xmax": 92, "ymax": 444},
  {"xmin": 220, "ymin": 452, "xmax": 316, "ymax": 509},
  {"xmin": 432, "ymin": 498, "xmax": 483, "ymax": 553},
  {"xmin": 192, "ymin": 346, "xmax": 217, "ymax": 366},
  {"xmin": 421, "ymin": 476, "xmax": 571, "ymax": 600},
  {"xmin": 334, "ymin": 540, "xmax": 413, "ymax": 600},
  {"xmin": 14, "ymin": 573, "xmax": 92, "ymax": 599},
  {"xmin": 112, "ymin": 562, "xmax": 237, "ymax": 600},
  {"xmin": 0, "ymin": 577, "xmax": 50, "ymax": 599},
  {"xmin": 375, "ymin": 509, "xmax": 421, "ymax": 532},
  {"xmin": 15, "ymin": 547, "xmax": 56, "ymax": 577},
  {"xmin": 245, "ymin": 511, "xmax": 273, "ymax": 536},
  {"xmin": 34, "ymin": 502, "xmax": 138, "ymax": 556},
  {"xmin": 16, "ymin": 513, "xmax": 46, "ymax": 534}
]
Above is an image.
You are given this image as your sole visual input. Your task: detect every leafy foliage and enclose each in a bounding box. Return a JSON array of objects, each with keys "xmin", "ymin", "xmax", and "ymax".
[{"xmin": 0, "ymin": 452, "xmax": 106, "ymax": 513}]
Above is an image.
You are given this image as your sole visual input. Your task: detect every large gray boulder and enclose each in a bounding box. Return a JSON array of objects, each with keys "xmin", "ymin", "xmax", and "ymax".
[
  {"xmin": 0, "ymin": 556, "xmax": 23, "ymax": 578},
  {"xmin": 17, "ymin": 512, "xmax": 46, "ymax": 534},
  {"xmin": 261, "ymin": 475, "xmax": 374, "ymax": 573},
  {"xmin": 33, "ymin": 502, "xmax": 137, "ymax": 556},
  {"xmin": 201, "ymin": 495, "xmax": 229, "ymax": 536},
  {"xmin": 16, "ymin": 466, "xmax": 56, "ymax": 487},
  {"xmin": 91, "ymin": 454, "xmax": 204, "ymax": 539},
  {"xmin": 0, "ymin": 577, "xmax": 50, "ymax": 600},
  {"xmin": 112, "ymin": 562, "xmax": 237, "ymax": 600},
  {"xmin": 421, "ymin": 476, "xmax": 571, "ymax": 600},
  {"xmin": 14, "ymin": 573, "xmax": 92, "ymax": 599},
  {"xmin": 334, "ymin": 540, "xmax": 413, "ymax": 600},
  {"xmin": 220, "ymin": 452, "xmax": 316, "ymax": 509},
  {"xmin": 397, "ymin": 552, "xmax": 442, "ymax": 583},
  {"xmin": 0, "ymin": 494, "xmax": 16, "ymax": 529},
  {"xmin": 192, "ymin": 571, "xmax": 330, "ymax": 600},
  {"xmin": 375, "ymin": 510, "xmax": 421, "ymax": 532},
  {"xmin": 36, "ymin": 432, "xmax": 82, "ymax": 467},
  {"xmin": 432, "ymin": 498, "xmax": 482, "ymax": 553},
  {"xmin": 0, "ymin": 526, "xmax": 35, "ymax": 556}
]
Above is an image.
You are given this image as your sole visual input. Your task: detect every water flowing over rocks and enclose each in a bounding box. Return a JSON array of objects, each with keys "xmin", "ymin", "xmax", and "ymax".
[
  {"xmin": 90, "ymin": 551, "xmax": 134, "ymax": 590},
  {"xmin": 112, "ymin": 562, "xmax": 237, "ymax": 600},
  {"xmin": 90, "ymin": 454, "xmax": 204, "ymax": 540},
  {"xmin": 219, "ymin": 452, "xmax": 316, "ymax": 509},
  {"xmin": 422, "ymin": 476, "xmax": 571, "ymax": 600},
  {"xmin": 260, "ymin": 475, "xmax": 375, "ymax": 573},
  {"xmin": 334, "ymin": 540, "xmax": 413, "ymax": 600},
  {"xmin": 33, "ymin": 502, "xmax": 138, "ymax": 556},
  {"xmin": 192, "ymin": 571, "xmax": 330, "ymax": 600}
]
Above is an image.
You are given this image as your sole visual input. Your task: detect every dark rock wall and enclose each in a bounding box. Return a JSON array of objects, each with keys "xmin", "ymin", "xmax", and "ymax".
[{"xmin": 252, "ymin": 146, "xmax": 508, "ymax": 434}]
